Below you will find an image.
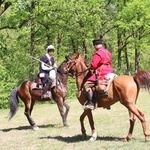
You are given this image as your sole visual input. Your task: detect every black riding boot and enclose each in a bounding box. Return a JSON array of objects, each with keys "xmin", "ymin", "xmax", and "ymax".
[
  {"xmin": 41, "ymin": 81, "xmax": 51, "ymax": 98},
  {"xmin": 84, "ymin": 90, "xmax": 94, "ymax": 110}
]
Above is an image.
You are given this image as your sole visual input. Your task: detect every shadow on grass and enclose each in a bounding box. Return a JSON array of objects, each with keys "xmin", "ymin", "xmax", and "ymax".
[
  {"xmin": 39, "ymin": 135, "xmax": 123, "ymax": 143},
  {"xmin": 0, "ymin": 123, "xmax": 60, "ymax": 132}
]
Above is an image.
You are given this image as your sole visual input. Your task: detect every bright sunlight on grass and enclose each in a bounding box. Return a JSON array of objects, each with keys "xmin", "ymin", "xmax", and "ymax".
[{"xmin": 0, "ymin": 90, "xmax": 150, "ymax": 150}]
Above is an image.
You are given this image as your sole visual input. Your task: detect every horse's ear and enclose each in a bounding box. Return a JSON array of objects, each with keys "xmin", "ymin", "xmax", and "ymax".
[
  {"xmin": 75, "ymin": 52, "xmax": 80, "ymax": 59},
  {"xmin": 65, "ymin": 55, "xmax": 71, "ymax": 61}
]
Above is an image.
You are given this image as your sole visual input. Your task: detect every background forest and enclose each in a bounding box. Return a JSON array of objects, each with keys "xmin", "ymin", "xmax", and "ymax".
[{"xmin": 0, "ymin": 0, "xmax": 150, "ymax": 108}]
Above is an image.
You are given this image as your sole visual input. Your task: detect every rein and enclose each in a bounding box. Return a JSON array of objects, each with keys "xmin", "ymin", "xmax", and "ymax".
[
  {"xmin": 66, "ymin": 54, "xmax": 92, "ymax": 92},
  {"xmin": 75, "ymin": 68, "xmax": 90, "ymax": 77},
  {"xmin": 54, "ymin": 62, "xmax": 69, "ymax": 90},
  {"xmin": 68, "ymin": 59, "xmax": 90, "ymax": 78},
  {"xmin": 57, "ymin": 68, "xmax": 68, "ymax": 75}
]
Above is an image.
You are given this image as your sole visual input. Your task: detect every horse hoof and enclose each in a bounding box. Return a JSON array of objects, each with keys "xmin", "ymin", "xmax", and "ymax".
[
  {"xmin": 123, "ymin": 136, "xmax": 131, "ymax": 142},
  {"xmin": 89, "ymin": 131, "xmax": 97, "ymax": 141},
  {"xmin": 145, "ymin": 134, "xmax": 150, "ymax": 142},
  {"xmin": 82, "ymin": 133, "xmax": 87, "ymax": 140},
  {"xmin": 145, "ymin": 140, "xmax": 150, "ymax": 142},
  {"xmin": 89, "ymin": 136, "xmax": 97, "ymax": 141},
  {"xmin": 64, "ymin": 124, "xmax": 69, "ymax": 127},
  {"xmin": 32, "ymin": 126, "xmax": 39, "ymax": 131},
  {"xmin": 123, "ymin": 138, "xmax": 128, "ymax": 142}
]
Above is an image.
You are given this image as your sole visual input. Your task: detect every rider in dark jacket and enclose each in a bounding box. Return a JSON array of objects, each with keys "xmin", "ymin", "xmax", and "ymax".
[{"xmin": 36, "ymin": 45, "xmax": 57, "ymax": 98}]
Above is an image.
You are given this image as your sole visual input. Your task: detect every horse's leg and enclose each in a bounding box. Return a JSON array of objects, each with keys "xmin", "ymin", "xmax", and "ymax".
[
  {"xmin": 24, "ymin": 99, "xmax": 39, "ymax": 130},
  {"xmin": 86, "ymin": 110, "xmax": 97, "ymax": 141},
  {"xmin": 30, "ymin": 99, "xmax": 39, "ymax": 130},
  {"xmin": 63, "ymin": 100, "xmax": 70, "ymax": 122},
  {"xmin": 80, "ymin": 110, "xmax": 88, "ymax": 140},
  {"xmin": 80, "ymin": 110, "xmax": 97, "ymax": 141},
  {"xmin": 126, "ymin": 103, "xmax": 150, "ymax": 141},
  {"xmin": 56, "ymin": 98, "xmax": 69, "ymax": 127},
  {"xmin": 124, "ymin": 111, "xmax": 136, "ymax": 141}
]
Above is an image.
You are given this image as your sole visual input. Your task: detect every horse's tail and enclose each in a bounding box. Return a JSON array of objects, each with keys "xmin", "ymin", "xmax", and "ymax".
[
  {"xmin": 8, "ymin": 87, "xmax": 19, "ymax": 121},
  {"xmin": 133, "ymin": 70, "xmax": 150, "ymax": 92}
]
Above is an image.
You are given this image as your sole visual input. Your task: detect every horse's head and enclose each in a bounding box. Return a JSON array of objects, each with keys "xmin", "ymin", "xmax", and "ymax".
[
  {"xmin": 57, "ymin": 59, "xmax": 70, "ymax": 75},
  {"xmin": 64, "ymin": 53, "xmax": 89, "ymax": 77}
]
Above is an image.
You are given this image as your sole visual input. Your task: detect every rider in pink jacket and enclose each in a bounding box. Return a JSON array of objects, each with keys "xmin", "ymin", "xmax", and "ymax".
[
  {"xmin": 84, "ymin": 37, "xmax": 114, "ymax": 110},
  {"xmin": 88, "ymin": 42, "xmax": 113, "ymax": 81}
]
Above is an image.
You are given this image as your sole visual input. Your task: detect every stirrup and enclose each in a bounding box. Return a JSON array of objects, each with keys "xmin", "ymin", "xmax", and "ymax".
[
  {"xmin": 103, "ymin": 106, "xmax": 111, "ymax": 110},
  {"xmin": 41, "ymin": 92, "xmax": 49, "ymax": 98},
  {"xmin": 33, "ymin": 84, "xmax": 43, "ymax": 90},
  {"xmin": 99, "ymin": 90, "xmax": 108, "ymax": 96},
  {"xmin": 83, "ymin": 102, "xmax": 94, "ymax": 110}
]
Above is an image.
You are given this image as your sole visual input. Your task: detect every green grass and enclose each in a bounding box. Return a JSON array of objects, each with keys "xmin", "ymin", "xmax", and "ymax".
[{"xmin": 0, "ymin": 90, "xmax": 150, "ymax": 150}]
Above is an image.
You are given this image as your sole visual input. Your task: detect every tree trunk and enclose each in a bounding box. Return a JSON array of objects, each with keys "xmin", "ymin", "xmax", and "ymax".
[
  {"xmin": 135, "ymin": 46, "xmax": 140, "ymax": 73},
  {"xmin": 117, "ymin": 29, "xmax": 122, "ymax": 68},
  {"xmin": 82, "ymin": 40, "xmax": 87, "ymax": 59},
  {"xmin": 29, "ymin": 0, "xmax": 36, "ymax": 78},
  {"xmin": 124, "ymin": 46, "xmax": 131, "ymax": 75},
  {"xmin": 0, "ymin": 2, "xmax": 11, "ymax": 16}
]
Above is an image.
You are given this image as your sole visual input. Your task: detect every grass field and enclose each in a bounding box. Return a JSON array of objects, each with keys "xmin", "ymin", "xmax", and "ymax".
[{"xmin": 0, "ymin": 90, "xmax": 150, "ymax": 150}]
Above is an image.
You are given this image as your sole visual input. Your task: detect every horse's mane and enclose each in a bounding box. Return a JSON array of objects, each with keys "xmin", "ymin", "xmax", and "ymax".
[
  {"xmin": 74, "ymin": 53, "xmax": 89, "ymax": 68},
  {"xmin": 72, "ymin": 53, "xmax": 92, "ymax": 89},
  {"xmin": 57, "ymin": 60, "xmax": 67, "ymax": 75}
]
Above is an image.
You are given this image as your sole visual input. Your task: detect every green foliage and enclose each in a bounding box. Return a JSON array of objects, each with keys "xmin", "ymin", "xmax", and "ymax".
[
  {"xmin": 0, "ymin": 0, "xmax": 150, "ymax": 108},
  {"xmin": 0, "ymin": 60, "xmax": 15, "ymax": 108},
  {"xmin": 0, "ymin": 61, "xmax": 7, "ymax": 108},
  {"xmin": 66, "ymin": 77, "xmax": 77, "ymax": 99}
]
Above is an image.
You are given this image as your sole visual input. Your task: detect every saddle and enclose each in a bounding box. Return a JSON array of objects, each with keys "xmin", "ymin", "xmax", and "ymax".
[
  {"xmin": 33, "ymin": 74, "xmax": 59, "ymax": 90},
  {"xmin": 95, "ymin": 73, "xmax": 117, "ymax": 96},
  {"xmin": 32, "ymin": 77, "xmax": 43, "ymax": 90},
  {"xmin": 91, "ymin": 73, "xmax": 117, "ymax": 109},
  {"xmin": 96, "ymin": 80, "xmax": 111, "ymax": 95}
]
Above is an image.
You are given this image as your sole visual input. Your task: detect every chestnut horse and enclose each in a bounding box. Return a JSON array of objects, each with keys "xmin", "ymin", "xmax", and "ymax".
[
  {"xmin": 64, "ymin": 53, "xmax": 150, "ymax": 142},
  {"xmin": 8, "ymin": 60, "xmax": 70, "ymax": 130}
]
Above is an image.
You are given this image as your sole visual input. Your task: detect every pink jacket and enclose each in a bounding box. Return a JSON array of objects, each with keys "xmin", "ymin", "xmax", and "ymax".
[{"xmin": 88, "ymin": 46, "xmax": 114, "ymax": 81}]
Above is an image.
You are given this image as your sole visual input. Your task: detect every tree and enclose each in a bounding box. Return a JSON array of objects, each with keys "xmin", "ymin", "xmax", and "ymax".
[
  {"xmin": 0, "ymin": 0, "xmax": 150, "ymax": 108},
  {"xmin": 0, "ymin": 0, "xmax": 11, "ymax": 17},
  {"xmin": 114, "ymin": 0, "xmax": 150, "ymax": 73}
]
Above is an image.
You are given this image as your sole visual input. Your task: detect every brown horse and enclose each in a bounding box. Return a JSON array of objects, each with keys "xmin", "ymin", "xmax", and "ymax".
[
  {"xmin": 8, "ymin": 60, "xmax": 70, "ymax": 130},
  {"xmin": 64, "ymin": 53, "xmax": 150, "ymax": 142}
]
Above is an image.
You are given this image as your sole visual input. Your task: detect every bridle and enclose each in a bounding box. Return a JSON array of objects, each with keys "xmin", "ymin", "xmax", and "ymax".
[
  {"xmin": 75, "ymin": 68, "xmax": 90, "ymax": 77},
  {"xmin": 66, "ymin": 57, "xmax": 90, "ymax": 78}
]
